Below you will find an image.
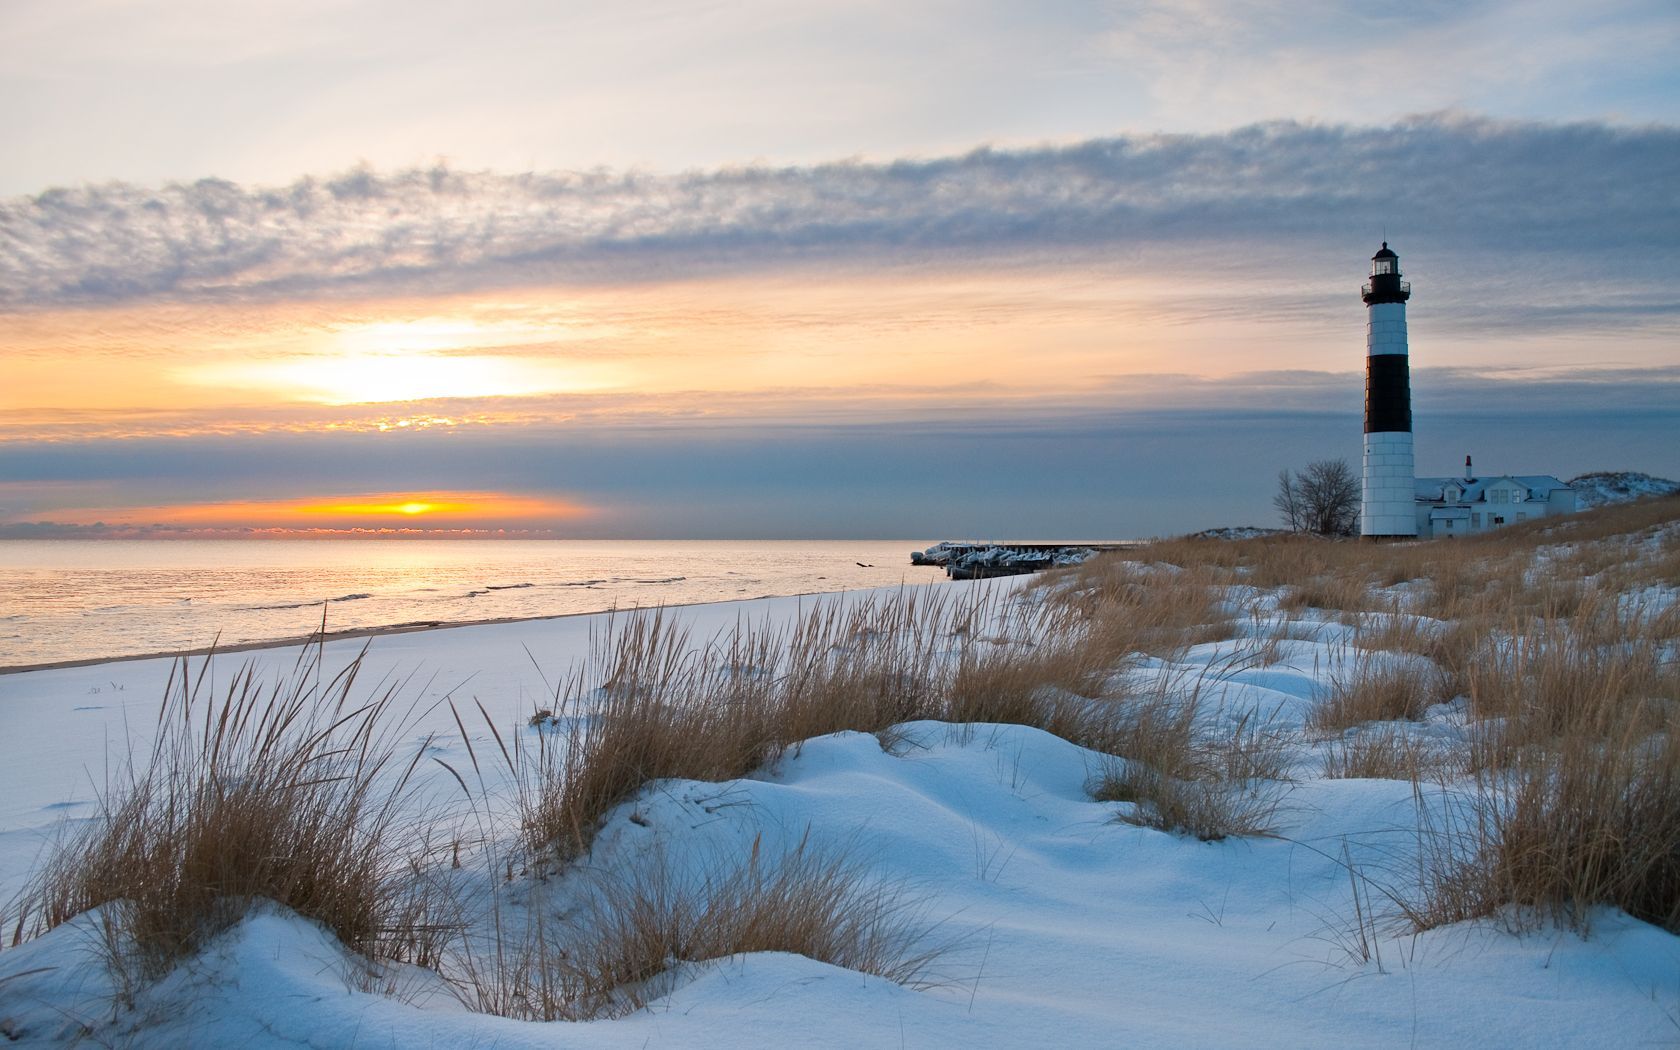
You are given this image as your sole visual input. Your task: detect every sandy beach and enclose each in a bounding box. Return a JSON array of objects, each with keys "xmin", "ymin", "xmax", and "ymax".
[
  {"xmin": 0, "ymin": 581, "xmax": 970, "ymax": 905},
  {"xmin": 0, "ymin": 581, "xmax": 919, "ymax": 677}
]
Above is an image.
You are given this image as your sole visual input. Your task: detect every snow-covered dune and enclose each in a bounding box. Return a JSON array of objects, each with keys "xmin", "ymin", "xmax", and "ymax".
[
  {"xmin": 3, "ymin": 565, "xmax": 1678, "ymax": 1047},
  {"xmin": 1568, "ymin": 471, "xmax": 1680, "ymax": 508},
  {"xmin": 7, "ymin": 712, "xmax": 1677, "ymax": 1048}
]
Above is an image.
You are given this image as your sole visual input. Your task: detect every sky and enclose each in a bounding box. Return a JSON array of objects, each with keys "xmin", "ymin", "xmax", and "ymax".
[{"xmin": 2, "ymin": 1, "xmax": 1677, "ymax": 539}]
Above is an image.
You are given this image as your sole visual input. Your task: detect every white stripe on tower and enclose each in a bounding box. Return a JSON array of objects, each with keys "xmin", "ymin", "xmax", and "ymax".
[{"xmin": 1360, "ymin": 243, "xmax": 1418, "ymax": 539}]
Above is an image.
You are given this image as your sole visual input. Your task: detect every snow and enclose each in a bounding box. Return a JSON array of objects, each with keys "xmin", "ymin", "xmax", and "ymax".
[
  {"xmin": 4, "ymin": 582, "xmax": 1680, "ymax": 1047},
  {"xmin": 1188, "ymin": 526, "xmax": 1290, "ymax": 541},
  {"xmin": 911, "ymin": 542, "xmax": 1103, "ymax": 572},
  {"xmin": 1568, "ymin": 471, "xmax": 1680, "ymax": 509}
]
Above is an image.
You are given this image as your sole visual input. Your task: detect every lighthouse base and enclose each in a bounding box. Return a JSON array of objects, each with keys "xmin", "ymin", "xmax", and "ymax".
[{"xmin": 1361, "ymin": 431, "xmax": 1418, "ymax": 538}]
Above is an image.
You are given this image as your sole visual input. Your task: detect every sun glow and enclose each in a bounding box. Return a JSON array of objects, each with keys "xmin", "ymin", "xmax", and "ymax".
[
  {"xmin": 184, "ymin": 351, "xmax": 621, "ymax": 405},
  {"xmin": 288, "ymin": 497, "xmax": 479, "ymax": 518},
  {"xmin": 36, "ymin": 491, "xmax": 593, "ymax": 532},
  {"xmin": 141, "ymin": 305, "xmax": 638, "ymax": 406}
]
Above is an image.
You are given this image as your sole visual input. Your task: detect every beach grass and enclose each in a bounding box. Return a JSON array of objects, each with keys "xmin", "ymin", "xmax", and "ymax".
[
  {"xmin": 12, "ymin": 492, "xmax": 1680, "ymax": 1021},
  {"xmin": 12, "ymin": 642, "xmax": 446, "ymax": 992},
  {"xmin": 1060, "ymin": 494, "xmax": 1680, "ymax": 934},
  {"xmin": 451, "ymin": 832, "xmax": 942, "ymax": 1021}
]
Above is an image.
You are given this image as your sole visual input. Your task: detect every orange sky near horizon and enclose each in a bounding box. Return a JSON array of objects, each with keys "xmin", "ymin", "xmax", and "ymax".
[
  {"xmin": 40, "ymin": 490, "xmax": 592, "ymax": 532},
  {"xmin": 11, "ymin": 260, "xmax": 1676, "ymax": 445}
]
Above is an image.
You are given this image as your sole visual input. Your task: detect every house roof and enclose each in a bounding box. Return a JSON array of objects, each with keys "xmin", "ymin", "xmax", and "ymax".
[{"xmin": 1416, "ymin": 475, "xmax": 1570, "ymax": 503}]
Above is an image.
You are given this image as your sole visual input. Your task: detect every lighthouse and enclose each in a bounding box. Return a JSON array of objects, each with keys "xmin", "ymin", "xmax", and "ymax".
[{"xmin": 1360, "ymin": 242, "xmax": 1418, "ymax": 539}]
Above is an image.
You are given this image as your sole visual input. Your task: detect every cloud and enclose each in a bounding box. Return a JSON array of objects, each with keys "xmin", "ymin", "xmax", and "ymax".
[
  {"xmin": 3, "ymin": 115, "xmax": 1676, "ymax": 322},
  {"xmin": 6, "ymin": 1, "xmax": 1676, "ymax": 199}
]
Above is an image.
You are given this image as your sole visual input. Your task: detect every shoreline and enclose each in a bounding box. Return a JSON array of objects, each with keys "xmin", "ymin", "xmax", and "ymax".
[{"xmin": 0, "ymin": 580, "xmax": 958, "ymax": 677}]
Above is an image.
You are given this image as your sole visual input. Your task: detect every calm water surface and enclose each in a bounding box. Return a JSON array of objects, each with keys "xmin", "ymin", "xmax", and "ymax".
[{"xmin": 0, "ymin": 539, "xmax": 946, "ymax": 668}]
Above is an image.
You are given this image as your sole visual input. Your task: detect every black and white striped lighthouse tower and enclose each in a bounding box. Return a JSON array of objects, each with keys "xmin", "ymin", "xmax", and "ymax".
[{"xmin": 1360, "ymin": 242, "xmax": 1418, "ymax": 539}]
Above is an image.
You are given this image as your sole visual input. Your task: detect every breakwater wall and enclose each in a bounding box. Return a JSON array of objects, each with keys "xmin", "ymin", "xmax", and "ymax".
[{"xmin": 911, "ymin": 541, "xmax": 1132, "ymax": 580}]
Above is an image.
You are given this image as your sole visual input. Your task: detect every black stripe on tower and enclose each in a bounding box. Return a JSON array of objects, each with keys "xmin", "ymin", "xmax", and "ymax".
[{"xmin": 1364, "ymin": 355, "xmax": 1412, "ymax": 434}]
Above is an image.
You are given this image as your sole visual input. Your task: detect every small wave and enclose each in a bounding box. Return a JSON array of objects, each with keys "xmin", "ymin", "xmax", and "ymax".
[
  {"xmin": 463, "ymin": 589, "xmax": 490, "ymax": 598},
  {"xmin": 486, "ymin": 582, "xmax": 536, "ymax": 591},
  {"xmin": 626, "ymin": 576, "xmax": 687, "ymax": 585},
  {"xmin": 0, "ymin": 613, "xmax": 29, "ymax": 622},
  {"xmin": 558, "ymin": 579, "xmax": 609, "ymax": 588},
  {"xmin": 245, "ymin": 592, "xmax": 375, "ymax": 611}
]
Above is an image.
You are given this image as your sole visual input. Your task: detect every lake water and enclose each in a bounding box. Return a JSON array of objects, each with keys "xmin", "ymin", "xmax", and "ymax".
[{"xmin": 0, "ymin": 539, "xmax": 948, "ymax": 669}]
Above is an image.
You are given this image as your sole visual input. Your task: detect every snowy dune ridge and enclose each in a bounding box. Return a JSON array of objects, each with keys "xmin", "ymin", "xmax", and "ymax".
[
  {"xmin": 2, "ymin": 498, "xmax": 1679, "ymax": 1047},
  {"xmin": 1568, "ymin": 471, "xmax": 1680, "ymax": 509}
]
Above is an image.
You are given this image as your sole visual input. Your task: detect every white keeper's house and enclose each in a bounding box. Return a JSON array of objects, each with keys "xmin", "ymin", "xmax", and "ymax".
[{"xmin": 1412, "ymin": 455, "xmax": 1576, "ymax": 538}]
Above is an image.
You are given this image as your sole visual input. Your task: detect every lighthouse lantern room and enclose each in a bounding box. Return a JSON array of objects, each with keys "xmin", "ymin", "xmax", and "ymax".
[{"xmin": 1360, "ymin": 242, "xmax": 1419, "ymax": 539}]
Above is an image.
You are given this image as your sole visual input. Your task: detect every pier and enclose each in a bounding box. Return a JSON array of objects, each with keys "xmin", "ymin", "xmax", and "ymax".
[{"xmin": 911, "ymin": 541, "xmax": 1135, "ymax": 579}]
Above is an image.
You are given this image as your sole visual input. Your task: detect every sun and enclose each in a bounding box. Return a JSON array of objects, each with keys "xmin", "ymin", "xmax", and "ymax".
[{"xmin": 396, "ymin": 502, "xmax": 432, "ymax": 515}]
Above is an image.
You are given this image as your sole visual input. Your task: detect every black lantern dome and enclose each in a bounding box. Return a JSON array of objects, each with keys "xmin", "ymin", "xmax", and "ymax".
[{"xmin": 1363, "ymin": 242, "xmax": 1411, "ymax": 304}]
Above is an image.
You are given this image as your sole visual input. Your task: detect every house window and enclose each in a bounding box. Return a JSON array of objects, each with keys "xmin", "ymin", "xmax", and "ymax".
[
  {"xmin": 1493, "ymin": 515, "xmax": 1505, "ymax": 525},
  {"xmin": 1491, "ymin": 489, "xmax": 1509, "ymax": 504},
  {"xmin": 1472, "ymin": 513, "xmax": 1481, "ymax": 527}
]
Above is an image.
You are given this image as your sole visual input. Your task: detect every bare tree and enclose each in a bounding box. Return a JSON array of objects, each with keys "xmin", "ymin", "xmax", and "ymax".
[
  {"xmin": 1273, "ymin": 468, "xmax": 1304, "ymax": 532},
  {"xmin": 1275, "ymin": 459, "xmax": 1360, "ymax": 537}
]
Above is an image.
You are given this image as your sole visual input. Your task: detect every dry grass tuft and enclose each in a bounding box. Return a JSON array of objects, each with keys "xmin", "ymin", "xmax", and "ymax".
[
  {"xmin": 1309, "ymin": 653, "xmax": 1442, "ymax": 733},
  {"xmin": 1477, "ymin": 727, "xmax": 1680, "ymax": 933},
  {"xmin": 1217, "ymin": 714, "xmax": 1298, "ymax": 783},
  {"xmin": 521, "ymin": 609, "xmax": 773, "ymax": 863},
  {"xmin": 1279, "ymin": 572, "xmax": 1377, "ymax": 615},
  {"xmin": 451, "ymin": 833, "xmax": 942, "ymax": 1021},
  {"xmin": 1403, "ymin": 592, "xmax": 1680, "ymax": 936},
  {"xmin": 14, "ymin": 644, "xmax": 442, "ymax": 986},
  {"xmin": 1049, "ymin": 559, "xmax": 1233, "ymax": 663},
  {"xmin": 1320, "ymin": 729, "xmax": 1451, "ymax": 781},
  {"xmin": 1093, "ymin": 762, "xmax": 1284, "ymax": 842},
  {"xmin": 1067, "ymin": 496, "xmax": 1680, "ymax": 896},
  {"xmin": 515, "ymin": 582, "xmax": 1294, "ymax": 863},
  {"xmin": 576, "ymin": 833, "xmax": 939, "ymax": 1015},
  {"xmin": 1403, "ymin": 722, "xmax": 1680, "ymax": 936},
  {"xmin": 519, "ymin": 590, "xmax": 1115, "ymax": 862},
  {"xmin": 1087, "ymin": 669, "xmax": 1290, "ymax": 841},
  {"xmin": 1464, "ymin": 602, "xmax": 1676, "ymax": 757}
]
